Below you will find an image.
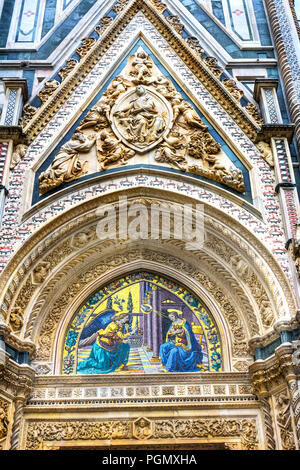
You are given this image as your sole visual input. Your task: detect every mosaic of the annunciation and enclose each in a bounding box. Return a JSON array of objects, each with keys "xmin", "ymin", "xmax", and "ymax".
[{"xmin": 63, "ymin": 272, "xmax": 222, "ymax": 375}]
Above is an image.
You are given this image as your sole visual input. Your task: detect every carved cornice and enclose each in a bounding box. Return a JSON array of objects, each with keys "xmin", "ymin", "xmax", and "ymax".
[
  {"xmin": 0, "ymin": 323, "xmax": 35, "ymax": 357},
  {"xmin": 0, "ymin": 396, "xmax": 9, "ymax": 446},
  {"xmin": 0, "ymin": 357, "xmax": 34, "ymax": 401},
  {"xmin": 0, "ymin": 126, "xmax": 25, "ymax": 143},
  {"xmin": 22, "ymin": 0, "xmax": 260, "ymax": 143},
  {"xmin": 248, "ymin": 314, "xmax": 300, "ymax": 353},
  {"xmin": 255, "ymin": 124, "xmax": 295, "ymax": 144},
  {"xmin": 2, "ymin": 78, "xmax": 28, "ymax": 102}
]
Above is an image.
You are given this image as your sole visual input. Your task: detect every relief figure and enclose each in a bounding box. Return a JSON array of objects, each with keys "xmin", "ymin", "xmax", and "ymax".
[
  {"xmin": 97, "ymin": 130, "xmax": 135, "ymax": 170},
  {"xmin": 39, "ymin": 132, "xmax": 95, "ymax": 194},
  {"xmin": 113, "ymin": 85, "xmax": 166, "ymax": 146}
]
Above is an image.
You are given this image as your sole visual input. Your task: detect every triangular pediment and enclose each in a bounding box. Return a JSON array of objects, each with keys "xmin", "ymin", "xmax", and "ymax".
[
  {"xmin": 20, "ymin": 0, "xmax": 261, "ymax": 144},
  {"xmin": 35, "ymin": 42, "xmax": 249, "ymax": 201}
]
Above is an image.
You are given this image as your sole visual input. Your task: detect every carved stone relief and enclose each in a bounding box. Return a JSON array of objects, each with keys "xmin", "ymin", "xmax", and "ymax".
[
  {"xmin": 38, "ymin": 47, "xmax": 245, "ymax": 194},
  {"xmin": 0, "ymin": 399, "xmax": 9, "ymax": 445},
  {"xmin": 24, "ymin": 417, "xmax": 258, "ymax": 450},
  {"xmin": 257, "ymin": 141, "xmax": 274, "ymax": 167},
  {"xmin": 205, "ymin": 233, "xmax": 275, "ymax": 328},
  {"xmin": 275, "ymin": 389, "xmax": 296, "ymax": 450},
  {"xmin": 39, "ymin": 132, "xmax": 95, "ymax": 194}
]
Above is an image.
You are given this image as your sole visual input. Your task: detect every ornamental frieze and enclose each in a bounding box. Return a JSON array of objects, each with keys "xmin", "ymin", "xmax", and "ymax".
[{"xmin": 25, "ymin": 417, "xmax": 258, "ymax": 450}]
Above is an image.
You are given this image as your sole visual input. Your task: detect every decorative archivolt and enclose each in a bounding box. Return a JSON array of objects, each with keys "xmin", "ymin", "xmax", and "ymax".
[
  {"xmin": 30, "ymin": 248, "xmax": 246, "ymax": 370},
  {"xmin": 2, "ymin": 198, "xmax": 296, "ymax": 331},
  {"xmin": 0, "ymin": 190, "xmax": 293, "ymax": 304},
  {"xmin": 18, "ymin": 0, "xmax": 262, "ymax": 144},
  {"xmin": 0, "ymin": 193, "xmax": 296, "ymax": 369},
  {"xmin": 6, "ymin": 234, "xmax": 253, "ymax": 363}
]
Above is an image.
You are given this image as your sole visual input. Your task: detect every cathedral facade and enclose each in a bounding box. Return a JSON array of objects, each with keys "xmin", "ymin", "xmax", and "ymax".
[{"xmin": 0, "ymin": 0, "xmax": 300, "ymax": 451}]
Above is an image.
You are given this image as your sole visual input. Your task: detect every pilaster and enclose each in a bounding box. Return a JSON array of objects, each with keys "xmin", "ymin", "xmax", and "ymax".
[
  {"xmin": 254, "ymin": 79, "xmax": 281, "ymax": 125},
  {"xmin": 0, "ymin": 78, "xmax": 28, "ymax": 229},
  {"xmin": 0, "ymin": 351, "xmax": 35, "ymax": 450},
  {"xmin": 264, "ymin": 0, "xmax": 300, "ymax": 155},
  {"xmin": 0, "ymin": 79, "xmax": 28, "ymax": 127},
  {"xmin": 249, "ymin": 343, "xmax": 300, "ymax": 449}
]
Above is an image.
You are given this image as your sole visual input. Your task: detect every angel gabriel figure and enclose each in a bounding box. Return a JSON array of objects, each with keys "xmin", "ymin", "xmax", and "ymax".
[{"xmin": 77, "ymin": 310, "xmax": 137, "ymax": 374}]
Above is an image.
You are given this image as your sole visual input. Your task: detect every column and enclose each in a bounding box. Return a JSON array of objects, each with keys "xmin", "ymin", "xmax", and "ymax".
[
  {"xmin": 150, "ymin": 288, "xmax": 161, "ymax": 361},
  {"xmin": 255, "ymin": 78, "xmax": 300, "ymax": 306},
  {"xmin": 271, "ymin": 138, "xmax": 300, "ymax": 305}
]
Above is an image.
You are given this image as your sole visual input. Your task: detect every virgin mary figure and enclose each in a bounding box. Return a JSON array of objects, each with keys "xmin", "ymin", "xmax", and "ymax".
[
  {"xmin": 77, "ymin": 311, "xmax": 136, "ymax": 374},
  {"xmin": 159, "ymin": 311, "xmax": 203, "ymax": 372}
]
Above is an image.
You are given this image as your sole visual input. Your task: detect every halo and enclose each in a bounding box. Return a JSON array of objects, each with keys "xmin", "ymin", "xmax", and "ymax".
[{"xmin": 167, "ymin": 309, "xmax": 183, "ymax": 316}]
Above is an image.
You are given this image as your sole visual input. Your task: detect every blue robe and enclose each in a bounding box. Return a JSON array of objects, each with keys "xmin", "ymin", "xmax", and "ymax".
[
  {"xmin": 77, "ymin": 320, "xmax": 130, "ymax": 374},
  {"xmin": 159, "ymin": 318, "xmax": 203, "ymax": 372}
]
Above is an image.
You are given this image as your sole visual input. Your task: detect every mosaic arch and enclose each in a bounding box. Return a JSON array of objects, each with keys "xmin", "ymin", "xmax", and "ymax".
[{"xmin": 62, "ymin": 272, "xmax": 222, "ymax": 375}]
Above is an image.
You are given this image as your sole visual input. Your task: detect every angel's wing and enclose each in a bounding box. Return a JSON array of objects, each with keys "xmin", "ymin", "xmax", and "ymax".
[{"xmin": 79, "ymin": 309, "xmax": 115, "ymax": 341}]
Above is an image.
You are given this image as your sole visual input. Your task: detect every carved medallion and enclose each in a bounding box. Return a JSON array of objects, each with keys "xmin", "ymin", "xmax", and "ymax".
[{"xmin": 111, "ymin": 85, "xmax": 173, "ymax": 152}]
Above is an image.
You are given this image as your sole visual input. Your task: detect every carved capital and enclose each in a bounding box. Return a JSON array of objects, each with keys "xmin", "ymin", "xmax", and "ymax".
[
  {"xmin": 0, "ymin": 357, "xmax": 35, "ymax": 401},
  {"xmin": 249, "ymin": 344, "xmax": 297, "ymax": 396}
]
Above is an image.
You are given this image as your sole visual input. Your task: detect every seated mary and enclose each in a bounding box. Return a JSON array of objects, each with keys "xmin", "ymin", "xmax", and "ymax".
[
  {"xmin": 77, "ymin": 312, "xmax": 135, "ymax": 374},
  {"xmin": 159, "ymin": 311, "xmax": 203, "ymax": 372}
]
